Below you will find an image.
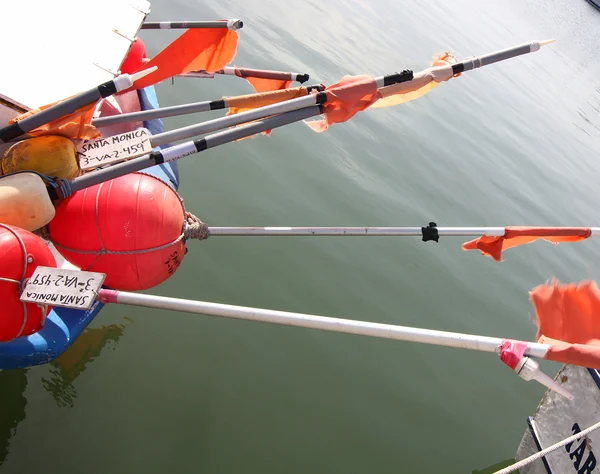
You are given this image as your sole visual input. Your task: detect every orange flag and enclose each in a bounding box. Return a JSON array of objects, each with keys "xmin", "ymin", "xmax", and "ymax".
[
  {"xmin": 372, "ymin": 52, "xmax": 461, "ymax": 109},
  {"xmin": 228, "ymin": 67, "xmax": 293, "ymax": 93},
  {"xmin": 131, "ymin": 28, "xmax": 239, "ymax": 90},
  {"xmin": 9, "ymin": 100, "xmax": 100, "ymax": 140},
  {"xmin": 462, "ymin": 227, "xmax": 591, "ymax": 261},
  {"xmin": 224, "ymin": 87, "xmax": 308, "ymax": 116},
  {"xmin": 530, "ymin": 280, "xmax": 600, "ymax": 369},
  {"xmin": 304, "ymin": 75, "xmax": 379, "ymax": 133}
]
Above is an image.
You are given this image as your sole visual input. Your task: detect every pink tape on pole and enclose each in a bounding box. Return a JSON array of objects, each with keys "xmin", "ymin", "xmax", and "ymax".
[
  {"xmin": 499, "ymin": 339, "xmax": 528, "ymax": 369},
  {"xmin": 98, "ymin": 289, "xmax": 119, "ymax": 304}
]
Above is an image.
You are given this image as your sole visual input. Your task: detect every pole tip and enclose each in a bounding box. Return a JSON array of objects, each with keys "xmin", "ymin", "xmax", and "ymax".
[
  {"xmin": 540, "ymin": 39, "xmax": 556, "ymax": 47},
  {"xmin": 131, "ymin": 65, "xmax": 158, "ymax": 82},
  {"xmin": 227, "ymin": 19, "xmax": 244, "ymax": 30}
]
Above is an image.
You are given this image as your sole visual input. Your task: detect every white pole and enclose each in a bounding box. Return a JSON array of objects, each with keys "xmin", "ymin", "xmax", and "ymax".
[
  {"xmin": 205, "ymin": 226, "xmax": 600, "ymax": 237},
  {"xmin": 151, "ymin": 93, "xmax": 321, "ymax": 146},
  {"xmin": 99, "ymin": 290, "xmax": 550, "ymax": 359},
  {"xmin": 208, "ymin": 226, "xmax": 507, "ymax": 236}
]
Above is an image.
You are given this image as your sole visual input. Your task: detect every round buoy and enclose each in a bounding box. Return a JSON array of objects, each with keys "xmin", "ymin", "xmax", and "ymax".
[
  {"xmin": 2, "ymin": 135, "xmax": 80, "ymax": 179},
  {"xmin": 48, "ymin": 173, "xmax": 187, "ymax": 291},
  {"xmin": 120, "ymin": 37, "xmax": 147, "ymax": 75},
  {"xmin": 0, "ymin": 224, "xmax": 57, "ymax": 342}
]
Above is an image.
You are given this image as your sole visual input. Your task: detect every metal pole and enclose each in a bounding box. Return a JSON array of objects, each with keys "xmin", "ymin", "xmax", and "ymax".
[
  {"xmin": 141, "ymin": 19, "xmax": 243, "ymax": 30},
  {"xmin": 205, "ymin": 226, "xmax": 600, "ymax": 236},
  {"xmin": 69, "ymin": 106, "xmax": 322, "ymax": 192},
  {"xmin": 452, "ymin": 39, "xmax": 555, "ymax": 74},
  {"xmin": 99, "ymin": 289, "xmax": 550, "ymax": 359},
  {"xmin": 150, "ymin": 92, "xmax": 325, "ymax": 146},
  {"xmin": 0, "ymin": 68, "xmax": 156, "ymax": 143},
  {"xmin": 207, "ymin": 226, "xmax": 507, "ymax": 236}
]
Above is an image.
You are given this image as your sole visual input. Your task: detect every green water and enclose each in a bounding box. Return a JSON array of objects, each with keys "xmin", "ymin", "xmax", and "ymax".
[{"xmin": 3, "ymin": 0, "xmax": 600, "ymax": 472}]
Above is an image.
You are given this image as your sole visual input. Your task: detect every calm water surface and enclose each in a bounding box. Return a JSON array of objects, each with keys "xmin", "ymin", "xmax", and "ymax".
[{"xmin": 2, "ymin": 1, "xmax": 600, "ymax": 473}]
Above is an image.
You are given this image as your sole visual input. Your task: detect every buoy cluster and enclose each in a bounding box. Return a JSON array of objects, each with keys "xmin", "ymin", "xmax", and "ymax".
[{"xmin": 0, "ymin": 38, "xmax": 189, "ymax": 342}]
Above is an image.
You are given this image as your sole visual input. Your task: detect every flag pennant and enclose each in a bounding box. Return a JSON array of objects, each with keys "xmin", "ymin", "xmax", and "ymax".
[
  {"xmin": 530, "ymin": 280, "xmax": 600, "ymax": 369},
  {"xmin": 228, "ymin": 67, "xmax": 293, "ymax": 93},
  {"xmin": 131, "ymin": 27, "xmax": 239, "ymax": 90},
  {"xmin": 462, "ymin": 227, "xmax": 592, "ymax": 261},
  {"xmin": 304, "ymin": 75, "xmax": 379, "ymax": 133},
  {"xmin": 223, "ymin": 86, "xmax": 309, "ymax": 139},
  {"xmin": 224, "ymin": 86, "xmax": 308, "ymax": 116},
  {"xmin": 372, "ymin": 52, "xmax": 460, "ymax": 108}
]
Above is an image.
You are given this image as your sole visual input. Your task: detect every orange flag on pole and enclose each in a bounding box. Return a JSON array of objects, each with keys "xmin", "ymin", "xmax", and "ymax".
[
  {"xmin": 304, "ymin": 75, "xmax": 379, "ymax": 133},
  {"xmin": 224, "ymin": 87, "xmax": 308, "ymax": 116},
  {"xmin": 243, "ymin": 76, "xmax": 292, "ymax": 93},
  {"xmin": 372, "ymin": 52, "xmax": 460, "ymax": 108},
  {"xmin": 131, "ymin": 28, "xmax": 239, "ymax": 90},
  {"xmin": 228, "ymin": 67, "xmax": 293, "ymax": 93},
  {"xmin": 530, "ymin": 280, "xmax": 600, "ymax": 369},
  {"xmin": 462, "ymin": 227, "xmax": 591, "ymax": 261},
  {"xmin": 9, "ymin": 99, "xmax": 100, "ymax": 140}
]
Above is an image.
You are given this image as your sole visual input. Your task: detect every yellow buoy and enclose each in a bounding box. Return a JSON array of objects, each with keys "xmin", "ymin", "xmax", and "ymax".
[
  {"xmin": 1, "ymin": 135, "xmax": 80, "ymax": 179},
  {"xmin": 0, "ymin": 172, "xmax": 55, "ymax": 231}
]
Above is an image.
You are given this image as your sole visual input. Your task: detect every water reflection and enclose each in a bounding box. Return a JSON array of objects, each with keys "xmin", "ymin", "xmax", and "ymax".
[
  {"xmin": 0, "ymin": 319, "xmax": 131, "ymax": 465},
  {"xmin": 41, "ymin": 320, "xmax": 130, "ymax": 407},
  {"xmin": 0, "ymin": 369, "xmax": 27, "ymax": 467}
]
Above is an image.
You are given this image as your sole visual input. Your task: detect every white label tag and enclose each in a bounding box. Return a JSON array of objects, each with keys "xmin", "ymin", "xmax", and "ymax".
[
  {"xmin": 20, "ymin": 266, "xmax": 106, "ymax": 310},
  {"xmin": 77, "ymin": 128, "xmax": 152, "ymax": 170}
]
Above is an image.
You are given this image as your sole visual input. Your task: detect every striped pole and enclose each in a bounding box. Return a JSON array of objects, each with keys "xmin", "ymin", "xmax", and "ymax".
[
  {"xmin": 179, "ymin": 67, "xmax": 309, "ymax": 83},
  {"xmin": 202, "ymin": 226, "xmax": 600, "ymax": 237},
  {"xmin": 141, "ymin": 19, "xmax": 243, "ymax": 30},
  {"xmin": 91, "ymin": 85, "xmax": 324, "ymax": 127},
  {"xmin": 150, "ymin": 69, "xmax": 413, "ymax": 146},
  {"xmin": 216, "ymin": 67, "xmax": 309, "ymax": 83},
  {"xmin": 451, "ymin": 39, "xmax": 555, "ymax": 75},
  {"xmin": 68, "ymin": 105, "xmax": 324, "ymax": 193},
  {"xmin": 0, "ymin": 67, "xmax": 157, "ymax": 144}
]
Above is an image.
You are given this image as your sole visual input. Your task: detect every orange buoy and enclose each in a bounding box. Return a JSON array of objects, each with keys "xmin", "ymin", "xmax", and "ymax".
[
  {"xmin": 120, "ymin": 37, "xmax": 147, "ymax": 75},
  {"xmin": 48, "ymin": 173, "xmax": 186, "ymax": 291},
  {"xmin": 0, "ymin": 224, "xmax": 57, "ymax": 342}
]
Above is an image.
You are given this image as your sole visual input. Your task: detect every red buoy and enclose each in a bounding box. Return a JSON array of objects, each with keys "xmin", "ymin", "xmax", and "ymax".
[
  {"xmin": 48, "ymin": 173, "xmax": 186, "ymax": 291},
  {"xmin": 0, "ymin": 224, "xmax": 57, "ymax": 342},
  {"xmin": 120, "ymin": 37, "xmax": 147, "ymax": 75}
]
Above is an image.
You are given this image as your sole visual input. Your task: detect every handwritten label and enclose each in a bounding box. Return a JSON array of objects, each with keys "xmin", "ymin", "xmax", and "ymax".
[
  {"xmin": 77, "ymin": 128, "xmax": 152, "ymax": 170},
  {"xmin": 165, "ymin": 251, "xmax": 182, "ymax": 275},
  {"xmin": 20, "ymin": 266, "xmax": 106, "ymax": 310}
]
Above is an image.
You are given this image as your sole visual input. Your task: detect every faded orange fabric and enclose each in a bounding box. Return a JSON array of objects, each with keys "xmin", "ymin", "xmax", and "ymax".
[
  {"xmin": 462, "ymin": 227, "xmax": 591, "ymax": 261},
  {"xmin": 131, "ymin": 28, "xmax": 239, "ymax": 90},
  {"xmin": 10, "ymin": 100, "xmax": 100, "ymax": 140},
  {"xmin": 245, "ymin": 77, "xmax": 292, "ymax": 93},
  {"xmin": 231, "ymin": 68, "xmax": 293, "ymax": 93},
  {"xmin": 224, "ymin": 67, "xmax": 294, "ymax": 93},
  {"xmin": 225, "ymin": 87, "xmax": 308, "ymax": 116},
  {"xmin": 305, "ymin": 75, "xmax": 379, "ymax": 133},
  {"xmin": 225, "ymin": 87, "xmax": 309, "ymax": 140},
  {"xmin": 530, "ymin": 280, "xmax": 600, "ymax": 369},
  {"xmin": 372, "ymin": 52, "xmax": 460, "ymax": 109}
]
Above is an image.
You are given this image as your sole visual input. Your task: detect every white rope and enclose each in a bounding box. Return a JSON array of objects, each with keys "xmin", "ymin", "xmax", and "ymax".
[{"xmin": 494, "ymin": 419, "xmax": 600, "ymax": 474}]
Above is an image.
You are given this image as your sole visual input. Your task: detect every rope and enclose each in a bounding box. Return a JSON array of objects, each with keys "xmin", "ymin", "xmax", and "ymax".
[
  {"xmin": 1, "ymin": 169, "xmax": 72, "ymax": 199},
  {"xmin": 51, "ymin": 211, "xmax": 209, "ymax": 259},
  {"xmin": 33, "ymin": 225, "xmax": 51, "ymax": 241},
  {"xmin": 0, "ymin": 223, "xmax": 29, "ymax": 339},
  {"xmin": 183, "ymin": 212, "xmax": 210, "ymax": 240},
  {"xmin": 494, "ymin": 419, "xmax": 600, "ymax": 474}
]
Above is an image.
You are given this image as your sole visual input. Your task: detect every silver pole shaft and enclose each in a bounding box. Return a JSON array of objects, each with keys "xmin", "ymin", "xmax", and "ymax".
[
  {"xmin": 207, "ymin": 226, "xmax": 508, "ymax": 236},
  {"xmin": 151, "ymin": 93, "xmax": 320, "ymax": 146},
  {"xmin": 206, "ymin": 226, "xmax": 600, "ymax": 236},
  {"xmin": 92, "ymin": 100, "xmax": 215, "ymax": 127},
  {"xmin": 100, "ymin": 289, "xmax": 550, "ymax": 359}
]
